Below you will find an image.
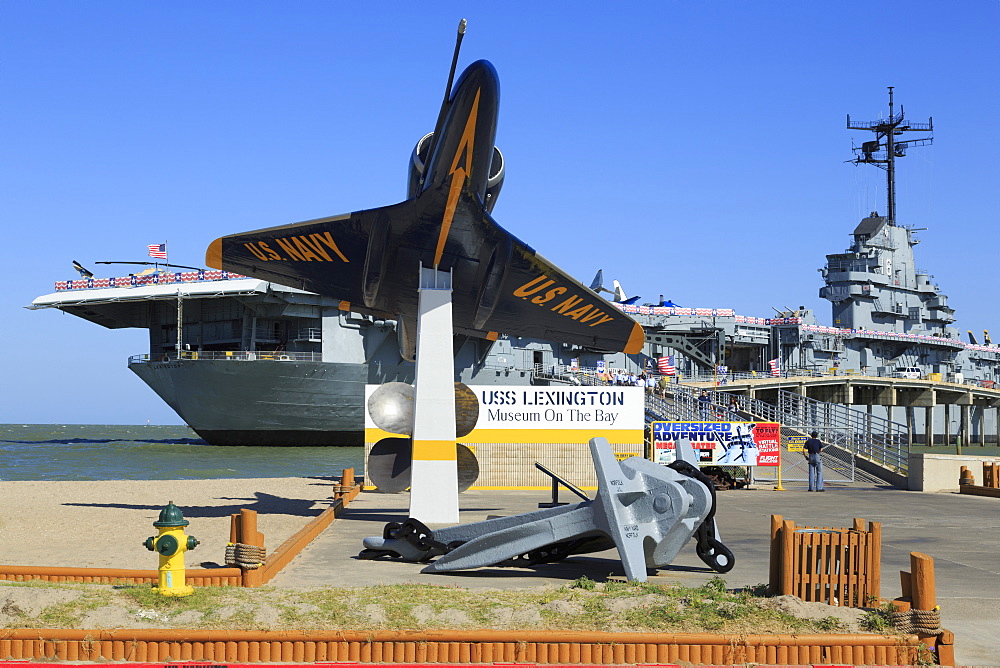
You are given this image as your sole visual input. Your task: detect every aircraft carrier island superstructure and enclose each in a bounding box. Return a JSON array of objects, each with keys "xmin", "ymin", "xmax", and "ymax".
[{"xmin": 29, "ymin": 89, "xmax": 1000, "ymax": 444}]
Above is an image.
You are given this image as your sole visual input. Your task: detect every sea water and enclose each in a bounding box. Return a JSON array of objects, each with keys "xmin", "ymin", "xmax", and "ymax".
[{"xmin": 0, "ymin": 424, "xmax": 364, "ymax": 480}]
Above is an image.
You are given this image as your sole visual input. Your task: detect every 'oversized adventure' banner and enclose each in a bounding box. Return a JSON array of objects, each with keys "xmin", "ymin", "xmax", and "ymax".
[{"xmin": 651, "ymin": 421, "xmax": 780, "ymax": 466}]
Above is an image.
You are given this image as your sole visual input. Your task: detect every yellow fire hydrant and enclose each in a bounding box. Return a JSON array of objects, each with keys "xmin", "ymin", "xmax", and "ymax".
[{"xmin": 143, "ymin": 501, "xmax": 199, "ymax": 597}]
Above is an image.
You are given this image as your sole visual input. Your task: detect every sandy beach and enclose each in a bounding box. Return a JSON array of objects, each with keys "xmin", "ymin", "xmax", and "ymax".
[{"xmin": 0, "ymin": 477, "xmax": 336, "ymax": 570}]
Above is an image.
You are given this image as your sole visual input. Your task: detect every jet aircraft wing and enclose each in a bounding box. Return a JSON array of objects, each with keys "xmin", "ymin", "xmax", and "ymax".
[{"xmin": 206, "ymin": 185, "xmax": 645, "ymax": 354}]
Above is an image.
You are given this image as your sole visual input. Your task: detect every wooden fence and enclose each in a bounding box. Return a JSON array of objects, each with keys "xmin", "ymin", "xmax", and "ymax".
[
  {"xmin": 0, "ymin": 628, "xmax": 926, "ymax": 665},
  {"xmin": 769, "ymin": 515, "xmax": 881, "ymax": 607},
  {"xmin": 960, "ymin": 461, "xmax": 1000, "ymax": 498},
  {"xmin": 0, "ymin": 469, "xmax": 361, "ymax": 587}
]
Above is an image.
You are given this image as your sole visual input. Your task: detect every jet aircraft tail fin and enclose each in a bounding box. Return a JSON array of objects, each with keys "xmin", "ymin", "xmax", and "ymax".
[
  {"xmin": 612, "ymin": 280, "xmax": 640, "ymax": 304},
  {"xmin": 589, "ymin": 269, "xmax": 605, "ymax": 293}
]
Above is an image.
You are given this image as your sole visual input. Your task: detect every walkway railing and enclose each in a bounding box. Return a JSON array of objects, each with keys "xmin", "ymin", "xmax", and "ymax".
[
  {"xmin": 645, "ymin": 383, "xmax": 909, "ymax": 474},
  {"xmin": 774, "ymin": 389, "xmax": 909, "ymax": 473},
  {"xmin": 531, "ymin": 363, "xmax": 584, "ymax": 385},
  {"xmin": 130, "ymin": 351, "xmax": 324, "ymax": 363},
  {"xmin": 56, "ymin": 269, "xmax": 247, "ymax": 291}
]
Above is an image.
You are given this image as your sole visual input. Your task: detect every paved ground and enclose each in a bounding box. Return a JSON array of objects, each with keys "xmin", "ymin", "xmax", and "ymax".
[{"xmin": 272, "ymin": 479, "xmax": 1000, "ymax": 666}]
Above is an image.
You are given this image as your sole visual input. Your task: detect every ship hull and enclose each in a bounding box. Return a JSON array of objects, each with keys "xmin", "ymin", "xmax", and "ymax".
[{"xmin": 130, "ymin": 358, "xmax": 373, "ymax": 446}]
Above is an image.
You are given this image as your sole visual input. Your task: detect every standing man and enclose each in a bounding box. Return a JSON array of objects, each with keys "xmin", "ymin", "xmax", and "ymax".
[
  {"xmin": 804, "ymin": 431, "xmax": 825, "ymax": 492},
  {"xmin": 698, "ymin": 389, "xmax": 712, "ymax": 419}
]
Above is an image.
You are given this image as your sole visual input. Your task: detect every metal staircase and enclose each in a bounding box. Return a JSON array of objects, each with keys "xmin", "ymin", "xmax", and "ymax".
[
  {"xmin": 646, "ymin": 384, "xmax": 909, "ymax": 478},
  {"xmin": 569, "ymin": 365, "xmax": 908, "ymax": 481}
]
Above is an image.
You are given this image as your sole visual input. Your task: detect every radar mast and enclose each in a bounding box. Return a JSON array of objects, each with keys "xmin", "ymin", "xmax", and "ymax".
[{"xmin": 847, "ymin": 87, "xmax": 933, "ymax": 226}]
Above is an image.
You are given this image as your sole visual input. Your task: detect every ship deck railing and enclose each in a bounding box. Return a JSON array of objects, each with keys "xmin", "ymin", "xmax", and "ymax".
[
  {"xmin": 55, "ymin": 270, "xmax": 248, "ymax": 291},
  {"xmin": 130, "ymin": 351, "xmax": 324, "ymax": 363}
]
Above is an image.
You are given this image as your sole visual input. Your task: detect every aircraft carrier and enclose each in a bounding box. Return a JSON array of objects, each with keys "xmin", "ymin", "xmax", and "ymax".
[
  {"xmin": 29, "ymin": 270, "xmax": 628, "ymax": 446},
  {"xmin": 29, "ymin": 90, "xmax": 999, "ymax": 444}
]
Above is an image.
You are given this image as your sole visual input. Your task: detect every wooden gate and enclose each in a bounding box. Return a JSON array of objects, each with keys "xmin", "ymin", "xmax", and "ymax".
[{"xmin": 769, "ymin": 515, "xmax": 881, "ymax": 607}]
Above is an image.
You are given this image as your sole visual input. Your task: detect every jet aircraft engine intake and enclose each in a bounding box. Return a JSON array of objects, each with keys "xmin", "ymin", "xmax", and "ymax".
[{"xmin": 408, "ymin": 132, "xmax": 505, "ymax": 212}]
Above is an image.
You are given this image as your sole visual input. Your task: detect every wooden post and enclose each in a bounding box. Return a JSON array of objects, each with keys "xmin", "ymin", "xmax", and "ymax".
[
  {"xmin": 852, "ymin": 518, "xmax": 865, "ymax": 532},
  {"xmin": 985, "ymin": 462, "xmax": 1000, "ymax": 488},
  {"xmin": 229, "ymin": 514, "xmax": 240, "ymax": 544},
  {"xmin": 899, "ymin": 571, "xmax": 912, "ymax": 600},
  {"xmin": 769, "ymin": 515, "xmax": 782, "ymax": 595},
  {"xmin": 336, "ymin": 467, "xmax": 356, "ymax": 498},
  {"xmin": 960, "ymin": 466, "xmax": 975, "ymax": 486},
  {"xmin": 868, "ymin": 521, "xmax": 882, "ymax": 601},
  {"xmin": 239, "ymin": 509, "xmax": 264, "ymax": 548},
  {"xmin": 936, "ymin": 630, "xmax": 956, "ymax": 666},
  {"xmin": 910, "ymin": 552, "xmax": 936, "ymax": 611},
  {"xmin": 780, "ymin": 519, "xmax": 796, "ymax": 596},
  {"xmin": 239, "ymin": 509, "xmax": 265, "ymax": 588}
]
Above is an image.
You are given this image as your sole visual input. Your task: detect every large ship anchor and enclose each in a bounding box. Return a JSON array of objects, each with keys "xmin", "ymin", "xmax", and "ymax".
[{"xmin": 360, "ymin": 437, "xmax": 734, "ymax": 581}]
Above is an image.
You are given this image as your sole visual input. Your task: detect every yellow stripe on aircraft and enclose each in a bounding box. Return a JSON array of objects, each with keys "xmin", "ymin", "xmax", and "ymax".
[{"xmin": 434, "ymin": 89, "xmax": 481, "ymax": 267}]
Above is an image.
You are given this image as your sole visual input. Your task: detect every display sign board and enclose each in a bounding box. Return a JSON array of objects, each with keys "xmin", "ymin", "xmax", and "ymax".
[
  {"xmin": 651, "ymin": 421, "xmax": 780, "ymax": 466},
  {"xmin": 366, "ymin": 385, "xmax": 644, "ymax": 442},
  {"xmin": 787, "ymin": 435, "xmax": 807, "ymax": 453},
  {"xmin": 475, "ymin": 387, "xmax": 644, "ymax": 429}
]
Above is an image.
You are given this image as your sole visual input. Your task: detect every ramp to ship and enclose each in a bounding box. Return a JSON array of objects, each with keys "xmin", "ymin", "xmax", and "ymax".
[{"xmin": 645, "ymin": 384, "xmax": 908, "ymax": 487}]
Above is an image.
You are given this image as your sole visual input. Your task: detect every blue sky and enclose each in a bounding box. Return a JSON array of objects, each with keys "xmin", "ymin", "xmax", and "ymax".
[{"xmin": 3, "ymin": 1, "xmax": 998, "ymax": 424}]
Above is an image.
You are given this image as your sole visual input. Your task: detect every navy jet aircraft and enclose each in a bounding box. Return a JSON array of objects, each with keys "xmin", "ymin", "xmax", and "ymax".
[{"xmin": 206, "ymin": 21, "xmax": 643, "ymax": 359}]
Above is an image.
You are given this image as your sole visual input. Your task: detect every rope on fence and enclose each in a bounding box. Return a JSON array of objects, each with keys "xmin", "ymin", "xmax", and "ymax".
[
  {"xmin": 889, "ymin": 608, "xmax": 942, "ymax": 635},
  {"xmin": 225, "ymin": 543, "xmax": 267, "ymax": 570}
]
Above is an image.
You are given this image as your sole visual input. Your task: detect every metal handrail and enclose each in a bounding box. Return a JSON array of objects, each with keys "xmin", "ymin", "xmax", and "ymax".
[
  {"xmin": 296, "ymin": 328, "xmax": 323, "ymax": 341},
  {"xmin": 647, "ymin": 384, "xmax": 909, "ymax": 474},
  {"xmin": 775, "ymin": 390, "xmax": 908, "ymax": 472},
  {"xmin": 531, "ymin": 363, "xmax": 583, "ymax": 385},
  {"xmin": 129, "ymin": 351, "xmax": 325, "ymax": 363}
]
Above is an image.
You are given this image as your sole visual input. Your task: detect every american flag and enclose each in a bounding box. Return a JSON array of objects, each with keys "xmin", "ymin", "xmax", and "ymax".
[
  {"xmin": 147, "ymin": 243, "xmax": 167, "ymax": 260},
  {"xmin": 657, "ymin": 355, "xmax": 675, "ymax": 375},
  {"xmin": 768, "ymin": 358, "xmax": 781, "ymax": 377}
]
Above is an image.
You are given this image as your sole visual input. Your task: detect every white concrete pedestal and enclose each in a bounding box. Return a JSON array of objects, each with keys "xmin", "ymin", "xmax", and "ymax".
[{"xmin": 408, "ymin": 266, "xmax": 459, "ymax": 523}]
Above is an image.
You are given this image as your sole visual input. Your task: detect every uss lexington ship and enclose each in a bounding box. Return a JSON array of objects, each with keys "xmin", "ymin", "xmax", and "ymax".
[{"xmin": 29, "ymin": 90, "xmax": 1000, "ymax": 445}]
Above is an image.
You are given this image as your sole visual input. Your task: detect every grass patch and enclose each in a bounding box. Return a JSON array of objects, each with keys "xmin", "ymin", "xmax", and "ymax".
[
  {"xmin": 0, "ymin": 578, "xmax": 903, "ymax": 635},
  {"xmin": 858, "ymin": 601, "xmax": 897, "ymax": 633}
]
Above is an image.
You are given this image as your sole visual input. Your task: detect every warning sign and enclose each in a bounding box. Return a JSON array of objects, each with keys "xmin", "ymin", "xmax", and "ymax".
[{"xmin": 787, "ymin": 435, "xmax": 807, "ymax": 453}]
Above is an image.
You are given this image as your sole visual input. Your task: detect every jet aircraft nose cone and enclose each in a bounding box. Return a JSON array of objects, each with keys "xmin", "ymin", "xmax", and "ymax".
[{"xmin": 452, "ymin": 59, "xmax": 499, "ymax": 97}]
